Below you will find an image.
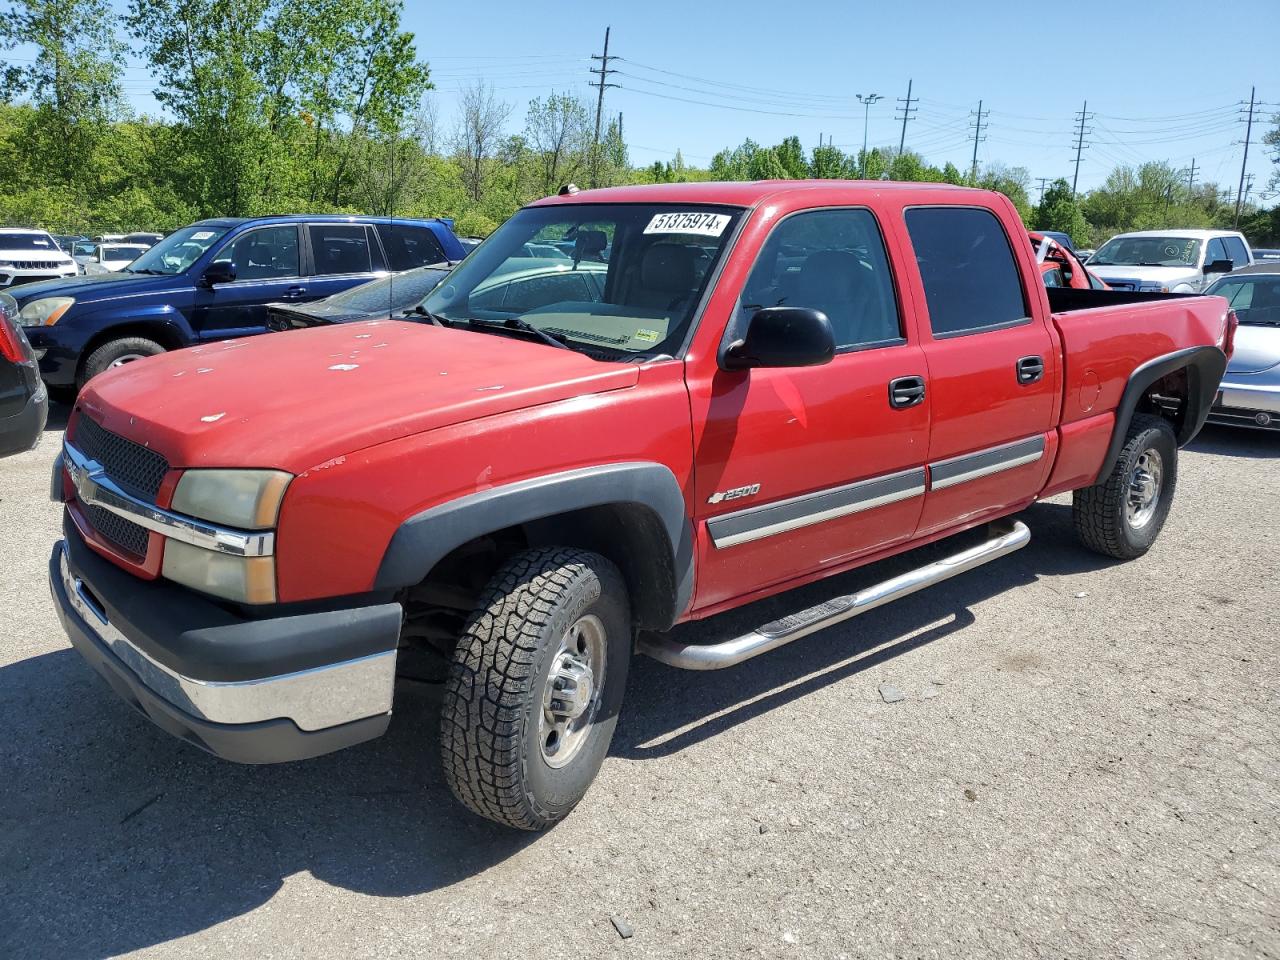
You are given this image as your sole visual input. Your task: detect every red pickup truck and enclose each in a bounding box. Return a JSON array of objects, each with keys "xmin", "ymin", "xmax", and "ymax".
[{"xmin": 49, "ymin": 181, "xmax": 1233, "ymax": 830}]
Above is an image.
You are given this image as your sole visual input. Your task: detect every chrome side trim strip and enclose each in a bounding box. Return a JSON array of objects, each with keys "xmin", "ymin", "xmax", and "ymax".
[
  {"xmin": 63, "ymin": 441, "xmax": 274, "ymax": 558},
  {"xmin": 60, "ymin": 549, "xmax": 394, "ymax": 730},
  {"xmin": 928, "ymin": 435, "xmax": 1046, "ymax": 491},
  {"xmin": 707, "ymin": 466, "xmax": 926, "ymax": 549},
  {"xmin": 641, "ymin": 519, "xmax": 1031, "ymax": 669}
]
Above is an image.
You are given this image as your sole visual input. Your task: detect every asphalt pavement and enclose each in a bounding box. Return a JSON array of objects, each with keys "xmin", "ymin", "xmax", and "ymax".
[{"xmin": 1, "ymin": 406, "xmax": 1277, "ymax": 959}]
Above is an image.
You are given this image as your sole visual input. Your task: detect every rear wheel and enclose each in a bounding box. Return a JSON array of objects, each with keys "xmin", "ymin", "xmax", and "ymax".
[
  {"xmin": 440, "ymin": 547, "xmax": 631, "ymax": 830},
  {"xmin": 81, "ymin": 336, "xmax": 165, "ymax": 386},
  {"xmin": 1073, "ymin": 413, "xmax": 1178, "ymax": 560}
]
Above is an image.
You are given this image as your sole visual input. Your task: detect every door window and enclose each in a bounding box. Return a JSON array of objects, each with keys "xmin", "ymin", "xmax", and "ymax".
[
  {"xmin": 739, "ymin": 208, "xmax": 901, "ymax": 350},
  {"xmin": 905, "ymin": 207, "xmax": 1029, "ymax": 337},
  {"xmin": 1205, "ymin": 237, "xmax": 1228, "ymax": 266},
  {"xmin": 309, "ymin": 224, "xmax": 374, "ymax": 275},
  {"xmin": 375, "ymin": 224, "xmax": 448, "ymax": 271},
  {"xmin": 213, "ymin": 227, "xmax": 300, "ymax": 281},
  {"xmin": 1222, "ymin": 236, "xmax": 1250, "ymax": 268}
]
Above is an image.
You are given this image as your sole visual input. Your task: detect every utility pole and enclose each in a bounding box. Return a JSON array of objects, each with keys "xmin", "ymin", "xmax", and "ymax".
[
  {"xmin": 969, "ymin": 99, "xmax": 989, "ymax": 183},
  {"xmin": 1071, "ymin": 100, "xmax": 1093, "ymax": 198},
  {"xmin": 856, "ymin": 93, "xmax": 882, "ymax": 178},
  {"xmin": 589, "ymin": 27, "xmax": 619, "ymax": 188},
  {"xmin": 1185, "ymin": 157, "xmax": 1198, "ymax": 192},
  {"xmin": 1242, "ymin": 172, "xmax": 1256, "ymax": 211},
  {"xmin": 1234, "ymin": 86, "xmax": 1257, "ymax": 228},
  {"xmin": 895, "ymin": 79, "xmax": 918, "ymax": 155},
  {"xmin": 1035, "ymin": 177, "xmax": 1050, "ymax": 205}
]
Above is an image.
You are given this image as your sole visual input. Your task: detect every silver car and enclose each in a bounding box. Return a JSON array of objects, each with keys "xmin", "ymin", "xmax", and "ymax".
[{"xmin": 1204, "ymin": 264, "xmax": 1280, "ymax": 431}]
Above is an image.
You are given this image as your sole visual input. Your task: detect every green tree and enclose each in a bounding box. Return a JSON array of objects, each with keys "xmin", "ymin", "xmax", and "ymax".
[
  {"xmin": 0, "ymin": 0, "xmax": 126, "ymax": 184},
  {"xmin": 524, "ymin": 93, "xmax": 591, "ymax": 197},
  {"xmin": 1034, "ymin": 178, "xmax": 1089, "ymax": 244}
]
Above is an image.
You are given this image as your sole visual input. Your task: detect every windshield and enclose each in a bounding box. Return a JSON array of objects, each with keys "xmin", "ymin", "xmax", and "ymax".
[
  {"xmin": 332, "ymin": 265, "xmax": 450, "ymax": 313},
  {"xmin": 126, "ymin": 224, "xmax": 231, "ymax": 275},
  {"xmin": 1207, "ymin": 275, "xmax": 1280, "ymax": 326},
  {"xmin": 423, "ymin": 203, "xmax": 743, "ymax": 358},
  {"xmin": 1091, "ymin": 236, "xmax": 1201, "ymax": 267},
  {"xmin": 0, "ymin": 232, "xmax": 58, "ymax": 252},
  {"xmin": 103, "ymin": 245, "xmax": 149, "ymax": 261}
]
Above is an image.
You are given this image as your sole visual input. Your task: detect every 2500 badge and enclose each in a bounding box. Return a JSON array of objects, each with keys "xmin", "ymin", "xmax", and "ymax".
[{"xmin": 707, "ymin": 483, "xmax": 761, "ymax": 505}]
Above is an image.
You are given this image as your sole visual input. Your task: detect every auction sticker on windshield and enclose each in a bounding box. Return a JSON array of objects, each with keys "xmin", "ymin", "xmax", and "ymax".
[{"xmin": 644, "ymin": 212, "xmax": 731, "ymax": 237}]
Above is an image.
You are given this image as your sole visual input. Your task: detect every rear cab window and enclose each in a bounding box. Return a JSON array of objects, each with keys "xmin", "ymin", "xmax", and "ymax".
[
  {"xmin": 375, "ymin": 224, "xmax": 448, "ymax": 271},
  {"xmin": 904, "ymin": 206, "xmax": 1029, "ymax": 337}
]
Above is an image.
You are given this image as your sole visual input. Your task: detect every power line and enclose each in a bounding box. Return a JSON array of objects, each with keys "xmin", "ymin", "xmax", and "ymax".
[
  {"xmin": 895, "ymin": 79, "xmax": 918, "ymax": 154},
  {"xmin": 589, "ymin": 26, "xmax": 619, "ymax": 188},
  {"xmin": 1071, "ymin": 100, "xmax": 1093, "ymax": 198},
  {"xmin": 969, "ymin": 99, "xmax": 989, "ymax": 182}
]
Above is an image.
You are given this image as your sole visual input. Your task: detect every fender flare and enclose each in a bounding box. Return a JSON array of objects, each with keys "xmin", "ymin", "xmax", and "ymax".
[
  {"xmin": 374, "ymin": 461, "xmax": 695, "ymax": 620},
  {"xmin": 1094, "ymin": 345, "xmax": 1226, "ymax": 483}
]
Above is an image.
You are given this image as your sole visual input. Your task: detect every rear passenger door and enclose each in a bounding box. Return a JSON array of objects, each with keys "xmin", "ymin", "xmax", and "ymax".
[
  {"xmin": 691, "ymin": 206, "xmax": 931, "ymax": 610},
  {"xmin": 302, "ymin": 223, "xmax": 385, "ymax": 302},
  {"xmin": 903, "ymin": 206, "xmax": 1058, "ymax": 537}
]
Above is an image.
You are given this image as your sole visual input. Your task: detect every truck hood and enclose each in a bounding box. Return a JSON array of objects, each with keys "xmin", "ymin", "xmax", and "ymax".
[
  {"xmin": 1087, "ymin": 264, "xmax": 1201, "ymax": 285},
  {"xmin": 78, "ymin": 320, "xmax": 640, "ymax": 473},
  {"xmin": 1226, "ymin": 324, "xmax": 1280, "ymax": 376}
]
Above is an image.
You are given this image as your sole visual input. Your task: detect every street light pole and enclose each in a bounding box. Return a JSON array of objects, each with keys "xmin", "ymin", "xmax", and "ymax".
[{"xmin": 856, "ymin": 93, "xmax": 882, "ymax": 178}]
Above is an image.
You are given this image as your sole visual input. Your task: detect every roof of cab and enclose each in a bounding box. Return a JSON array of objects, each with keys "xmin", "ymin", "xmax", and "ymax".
[{"xmin": 529, "ymin": 179, "xmax": 990, "ymax": 208}]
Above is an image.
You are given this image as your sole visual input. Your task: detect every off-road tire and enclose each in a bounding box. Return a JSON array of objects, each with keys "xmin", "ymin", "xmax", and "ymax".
[
  {"xmin": 1073, "ymin": 413, "xmax": 1178, "ymax": 560},
  {"xmin": 440, "ymin": 547, "xmax": 631, "ymax": 830},
  {"xmin": 82, "ymin": 337, "xmax": 166, "ymax": 386}
]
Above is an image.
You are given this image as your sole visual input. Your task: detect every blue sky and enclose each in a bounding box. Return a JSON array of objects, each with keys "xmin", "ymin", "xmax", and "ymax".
[{"xmin": 42, "ymin": 0, "xmax": 1280, "ymax": 197}]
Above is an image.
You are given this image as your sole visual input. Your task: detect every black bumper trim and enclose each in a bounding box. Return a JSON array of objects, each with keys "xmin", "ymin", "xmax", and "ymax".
[
  {"xmin": 61, "ymin": 516, "xmax": 402, "ymax": 682},
  {"xmin": 52, "ymin": 547, "xmax": 390, "ymax": 764},
  {"xmin": 0, "ymin": 379, "xmax": 47, "ymax": 457}
]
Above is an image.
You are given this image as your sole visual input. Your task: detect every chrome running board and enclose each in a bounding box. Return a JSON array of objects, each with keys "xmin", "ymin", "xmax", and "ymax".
[{"xmin": 638, "ymin": 520, "xmax": 1031, "ymax": 671}]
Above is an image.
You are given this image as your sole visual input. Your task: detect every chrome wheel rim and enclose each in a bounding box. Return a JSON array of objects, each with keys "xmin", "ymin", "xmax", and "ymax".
[
  {"xmin": 539, "ymin": 614, "xmax": 606, "ymax": 768},
  {"xmin": 1126, "ymin": 448, "xmax": 1163, "ymax": 530},
  {"xmin": 109, "ymin": 353, "xmax": 147, "ymax": 368}
]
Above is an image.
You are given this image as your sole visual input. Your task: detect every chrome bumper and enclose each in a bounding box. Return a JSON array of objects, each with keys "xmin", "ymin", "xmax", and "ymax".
[
  {"xmin": 57, "ymin": 545, "xmax": 396, "ymax": 733},
  {"xmin": 1217, "ymin": 381, "xmax": 1280, "ymax": 416}
]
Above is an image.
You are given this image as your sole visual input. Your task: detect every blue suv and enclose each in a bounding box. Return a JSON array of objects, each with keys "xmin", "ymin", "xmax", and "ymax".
[{"xmin": 14, "ymin": 215, "xmax": 466, "ymax": 400}]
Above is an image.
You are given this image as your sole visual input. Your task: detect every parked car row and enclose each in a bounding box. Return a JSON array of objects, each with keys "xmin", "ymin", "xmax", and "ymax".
[{"xmin": 11, "ymin": 214, "xmax": 466, "ymax": 400}]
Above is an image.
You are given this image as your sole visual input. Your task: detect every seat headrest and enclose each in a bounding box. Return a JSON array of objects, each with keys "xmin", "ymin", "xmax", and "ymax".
[
  {"xmin": 574, "ymin": 229, "xmax": 608, "ymax": 259},
  {"xmin": 641, "ymin": 243, "xmax": 697, "ymax": 292}
]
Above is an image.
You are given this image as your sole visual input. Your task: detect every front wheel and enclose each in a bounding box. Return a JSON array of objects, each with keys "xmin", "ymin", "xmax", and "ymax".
[
  {"xmin": 1073, "ymin": 413, "xmax": 1178, "ymax": 560},
  {"xmin": 81, "ymin": 336, "xmax": 166, "ymax": 386},
  {"xmin": 440, "ymin": 547, "xmax": 631, "ymax": 830}
]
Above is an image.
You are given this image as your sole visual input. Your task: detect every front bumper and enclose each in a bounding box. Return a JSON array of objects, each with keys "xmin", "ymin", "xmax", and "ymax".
[{"xmin": 51, "ymin": 529, "xmax": 403, "ymax": 763}]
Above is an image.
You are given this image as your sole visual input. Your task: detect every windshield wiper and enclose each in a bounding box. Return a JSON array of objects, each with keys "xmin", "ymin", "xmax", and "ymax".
[
  {"xmin": 126, "ymin": 267, "xmax": 165, "ymax": 275},
  {"xmin": 467, "ymin": 317, "xmax": 572, "ymax": 351},
  {"xmin": 407, "ymin": 304, "xmax": 452, "ymax": 327}
]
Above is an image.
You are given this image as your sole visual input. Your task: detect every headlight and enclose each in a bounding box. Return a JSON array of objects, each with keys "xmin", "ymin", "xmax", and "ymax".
[
  {"xmin": 162, "ymin": 540, "xmax": 277, "ymax": 604},
  {"xmin": 171, "ymin": 469, "xmax": 291, "ymax": 529},
  {"xmin": 163, "ymin": 469, "xmax": 292, "ymax": 603},
  {"xmin": 19, "ymin": 296, "xmax": 75, "ymax": 326}
]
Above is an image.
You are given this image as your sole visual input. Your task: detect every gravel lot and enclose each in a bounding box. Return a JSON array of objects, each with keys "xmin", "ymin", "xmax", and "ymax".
[{"xmin": 1, "ymin": 407, "xmax": 1277, "ymax": 959}]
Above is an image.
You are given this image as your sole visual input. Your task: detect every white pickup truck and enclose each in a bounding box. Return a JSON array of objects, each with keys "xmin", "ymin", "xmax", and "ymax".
[{"xmin": 1087, "ymin": 229, "xmax": 1253, "ymax": 294}]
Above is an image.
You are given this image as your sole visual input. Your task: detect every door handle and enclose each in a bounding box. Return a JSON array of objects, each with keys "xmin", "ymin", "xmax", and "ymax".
[
  {"xmin": 282, "ymin": 286, "xmax": 307, "ymax": 300},
  {"xmin": 1016, "ymin": 356, "xmax": 1045, "ymax": 385},
  {"xmin": 889, "ymin": 375, "xmax": 926, "ymax": 409}
]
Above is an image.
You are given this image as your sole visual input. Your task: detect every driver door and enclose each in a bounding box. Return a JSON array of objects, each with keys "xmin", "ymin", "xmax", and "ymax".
[
  {"xmin": 188, "ymin": 225, "xmax": 303, "ymax": 340},
  {"xmin": 687, "ymin": 205, "xmax": 930, "ymax": 611}
]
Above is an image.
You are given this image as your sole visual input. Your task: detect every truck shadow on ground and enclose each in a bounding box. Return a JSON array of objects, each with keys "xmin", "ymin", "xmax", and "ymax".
[
  {"xmin": 1185, "ymin": 424, "xmax": 1280, "ymax": 460},
  {"xmin": 0, "ymin": 500, "xmax": 1105, "ymax": 959}
]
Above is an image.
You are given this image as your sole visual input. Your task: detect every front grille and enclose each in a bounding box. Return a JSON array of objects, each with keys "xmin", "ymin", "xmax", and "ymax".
[
  {"xmin": 1207, "ymin": 406, "xmax": 1280, "ymax": 430},
  {"xmin": 84, "ymin": 503, "xmax": 150, "ymax": 559},
  {"xmin": 74, "ymin": 416, "xmax": 170, "ymax": 500},
  {"xmin": 9, "ymin": 260, "xmax": 67, "ymax": 270}
]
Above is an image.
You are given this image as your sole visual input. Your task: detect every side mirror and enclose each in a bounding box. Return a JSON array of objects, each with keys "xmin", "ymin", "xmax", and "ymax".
[
  {"xmin": 1204, "ymin": 259, "xmax": 1234, "ymax": 275},
  {"xmin": 722, "ymin": 307, "xmax": 836, "ymax": 371},
  {"xmin": 202, "ymin": 261, "xmax": 237, "ymax": 286}
]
